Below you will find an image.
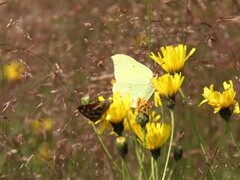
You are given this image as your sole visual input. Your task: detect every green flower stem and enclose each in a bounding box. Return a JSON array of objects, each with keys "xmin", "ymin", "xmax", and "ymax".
[
  {"xmin": 226, "ymin": 122, "xmax": 240, "ymax": 152},
  {"xmin": 91, "ymin": 123, "xmax": 121, "ymax": 174},
  {"xmin": 147, "ymin": 0, "xmax": 151, "ymax": 57},
  {"xmin": 179, "ymin": 88, "xmax": 186, "ymax": 100},
  {"xmin": 162, "ymin": 109, "xmax": 175, "ymax": 180},
  {"xmin": 128, "ymin": 115, "xmax": 147, "ymax": 180},
  {"xmin": 140, "ymin": 147, "xmax": 147, "ymax": 179},
  {"xmin": 121, "ymin": 158, "xmax": 131, "ymax": 180},
  {"xmin": 151, "ymin": 156, "xmax": 155, "ymax": 180},
  {"xmin": 182, "ymin": 89, "xmax": 215, "ymax": 179},
  {"xmin": 167, "ymin": 162, "xmax": 176, "ymax": 180},
  {"xmin": 154, "ymin": 158, "xmax": 159, "ymax": 180},
  {"xmin": 134, "ymin": 136, "xmax": 147, "ymax": 180},
  {"xmin": 186, "ymin": 105, "xmax": 215, "ymax": 179},
  {"xmin": 206, "ymin": 126, "xmax": 227, "ymax": 177},
  {"xmin": 191, "ymin": 116, "xmax": 215, "ymax": 179},
  {"xmin": 121, "ymin": 159, "xmax": 126, "ymax": 179}
]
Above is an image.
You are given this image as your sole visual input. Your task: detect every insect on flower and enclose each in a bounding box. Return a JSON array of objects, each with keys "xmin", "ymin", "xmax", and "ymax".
[
  {"xmin": 111, "ymin": 54, "xmax": 154, "ymax": 108},
  {"xmin": 78, "ymin": 100, "xmax": 111, "ymax": 122}
]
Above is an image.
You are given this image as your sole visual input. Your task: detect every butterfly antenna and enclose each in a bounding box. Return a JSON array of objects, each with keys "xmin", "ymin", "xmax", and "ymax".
[{"xmin": 0, "ymin": 43, "xmax": 80, "ymax": 105}]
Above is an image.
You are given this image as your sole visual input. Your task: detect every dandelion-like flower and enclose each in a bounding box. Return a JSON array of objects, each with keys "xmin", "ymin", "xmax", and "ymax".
[
  {"xmin": 133, "ymin": 122, "xmax": 171, "ymax": 151},
  {"xmin": 199, "ymin": 80, "xmax": 240, "ymax": 120},
  {"xmin": 30, "ymin": 118, "xmax": 54, "ymax": 134},
  {"xmin": 4, "ymin": 60, "xmax": 26, "ymax": 82},
  {"xmin": 38, "ymin": 142, "xmax": 51, "ymax": 162},
  {"xmin": 152, "ymin": 73, "xmax": 185, "ymax": 99},
  {"xmin": 106, "ymin": 92, "xmax": 132, "ymax": 124},
  {"xmin": 150, "ymin": 44, "xmax": 196, "ymax": 74},
  {"xmin": 105, "ymin": 92, "xmax": 132, "ymax": 135}
]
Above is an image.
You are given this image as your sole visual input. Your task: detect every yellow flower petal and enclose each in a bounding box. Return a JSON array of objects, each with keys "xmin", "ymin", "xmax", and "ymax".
[
  {"xmin": 133, "ymin": 122, "xmax": 171, "ymax": 150},
  {"xmin": 150, "ymin": 44, "xmax": 196, "ymax": 74},
  {"xmin": 4, "ymin": 61, "xmax": 26, "ymax": 82},
  {"xmin": 199, "ymin": 80, "xmax": 239, "ymax": 115},
  {"xmin": 152, "ymin": 73, "xmax": 184, "ymax": 98},
  {"xmin": 105, "ymin": 92, "xmax": 132, "ymax": 124}
]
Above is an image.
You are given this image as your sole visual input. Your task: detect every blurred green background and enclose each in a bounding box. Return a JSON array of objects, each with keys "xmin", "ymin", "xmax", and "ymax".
[{"xmin": 0, "ymin": 0, "xmax": 240, "ymax": 179}]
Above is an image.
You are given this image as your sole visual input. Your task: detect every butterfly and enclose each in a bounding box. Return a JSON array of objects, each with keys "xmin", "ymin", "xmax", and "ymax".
[
  {"xmin": 111, "ymin": 54, "xmax": 154, "ymax": 108},
  {"xmin": 78, "ymin": 100, "xmax": 111, "ymax": 122}
]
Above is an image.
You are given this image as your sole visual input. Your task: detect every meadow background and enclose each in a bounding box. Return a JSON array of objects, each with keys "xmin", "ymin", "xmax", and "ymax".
[{"xmin": 1, "ymin": 0, "xmax": 240, "ymax": 179}]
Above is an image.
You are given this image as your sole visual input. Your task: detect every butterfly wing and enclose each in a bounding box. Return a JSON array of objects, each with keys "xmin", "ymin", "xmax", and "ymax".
[
  {"xmin": 112, "ymin": 54, "xmax": 153, "ymax": 84},
  {"xmin": 113, "ymin": 83, "xmax": 154, "ymax": 107},
  {"xmin": 78, "ymin": 101, "xmax": 110, "ymax": 122},
  {"xmin": 111, "ymin": 54, "xmax": 154, "ymax": 107}
]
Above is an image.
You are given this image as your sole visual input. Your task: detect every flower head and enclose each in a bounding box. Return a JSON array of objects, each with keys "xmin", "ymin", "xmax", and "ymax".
[
  {"xmin": 133, "ymin": 122, "xmax": 171, "ymax": 150},
  {"xmin": 106, "ymin": 92, "xmax": 132, "ymax": 124},
  {"xmin": 152, "ymin": 73, "xmax": 185, "ymax": 99},
  {"xmin": 30, "ymin": 117, "xmax": 54, "ymax": 134},
  {"xmin": 199, "ymin": 80, "xmax": 240, "ymax": 119},
  {"xmin": 4, "ymin": 60, "xmax": 26, "ymax": 82},
  {"xmin": 150, "ymin": 44, "xmax": 196, "ymax": 74},
  {"xmin": 105, "ymin": 92, "xmax": 132, "ymax": 135},
  {"xmin": 38, "ymin": 142, "xmax": 51, "ymax": 162}
]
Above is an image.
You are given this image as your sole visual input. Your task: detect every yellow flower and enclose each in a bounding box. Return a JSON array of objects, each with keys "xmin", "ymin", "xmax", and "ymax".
[
  {"xmin": 31, "ymin": 120, "xmax": 42, "ymax": 133},
  {"xmin": 199, "ymin": 80, "xmax": 240, "ymax": 115},
  {"xmin": 42, "ymin": 118, "xmax": 54, "ymax": 131},
  {"xmin": 133, "ymin": 122, "xmax": 171, "ymax": 150},
  {"xmin": 152, "ymin": 73, "xmax": 185, "ymax": 98},
  {"xmin": 4, "ymin": 61, "xmax": 26, "ymax": 82},
  {"xmin": 150, "ymin": 44, "xmax": 196, "ymax": 74},
  {"xmin": 30, "ymin": 118, "xmax": 54, "ymax": 134},
  {"xmin": 106, "ymin": 92, "xmax": 132, "ymax": 124},
  {"xmin": 38, "ymin": 142, "xmax": 51, "ymax": 162}
]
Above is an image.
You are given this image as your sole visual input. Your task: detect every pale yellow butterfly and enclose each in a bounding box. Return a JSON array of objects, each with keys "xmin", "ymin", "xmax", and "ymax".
[{"xmin": 111, "ymin": 54, "xmax": 154, "ymax": 108}]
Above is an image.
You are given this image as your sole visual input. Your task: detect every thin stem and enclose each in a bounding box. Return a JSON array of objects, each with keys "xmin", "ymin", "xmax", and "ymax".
[
  {"xmin": 167, "ymin": 162, "xmax": 176, "ymax": 180},
  {"xmin": 151, "ymin": 156, "xmax": 155, "ymax": 180},
  {"xmin": 154, "ymin": 158, "xmax": 159, "ymax": 180},
  {"xmin": 179, "ymin": 88, "xmax": 186, "ymax": 100},
  {"xmin": 226, "ymin": 122, "xmax": 240, "ymax": 152},
  {"xmin": 162, "ymin": 109, "xmax": 174, "ymax": 180},
  {"xmin": 184, "ymin": 96, "xmax": 215, "ymax": 179},
  {"xmin": 91, "ymin": 123, "xmax": 121, "ymax": 174},
  {"xmin": 134, "ymin": 135, "xmax": 147, "ymax": 180},
  {"xmin": 147, "ymin": 0, "xmax": 151, "ymax": 57},
  {"xmin": 121, "ymin": 159, "xmax": 126, "ymax": 179},
  {"xmin": 205, "ymin": 126, "xmax": 227, "ymax": 178},
  {"xmin": 125, "ymin": 159, "xmax": 131, "ymax": 180},
  {"xmin": 191, "ymin": 115, "xmax": 215, "ymax": 179},
  {"xmin": 121, "ymin": 158, "xmax": 131, "ymax": 180}
]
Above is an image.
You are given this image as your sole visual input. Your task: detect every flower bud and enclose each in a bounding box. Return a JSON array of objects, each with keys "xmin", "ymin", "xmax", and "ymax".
[
  {"xmin": 116, "ymin": 136, "xmax": 128, "ymax": 158},
  {"xmin": 136, "ymin": 112, "xmax": 149, "ymax": 128},
  {"xmin": 136, "ymin": 99, "xmax": 150, "ymax": 128},
  {"xmin": 174, "ymin": 146, "xmax": 183, "ymax": 162}
]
